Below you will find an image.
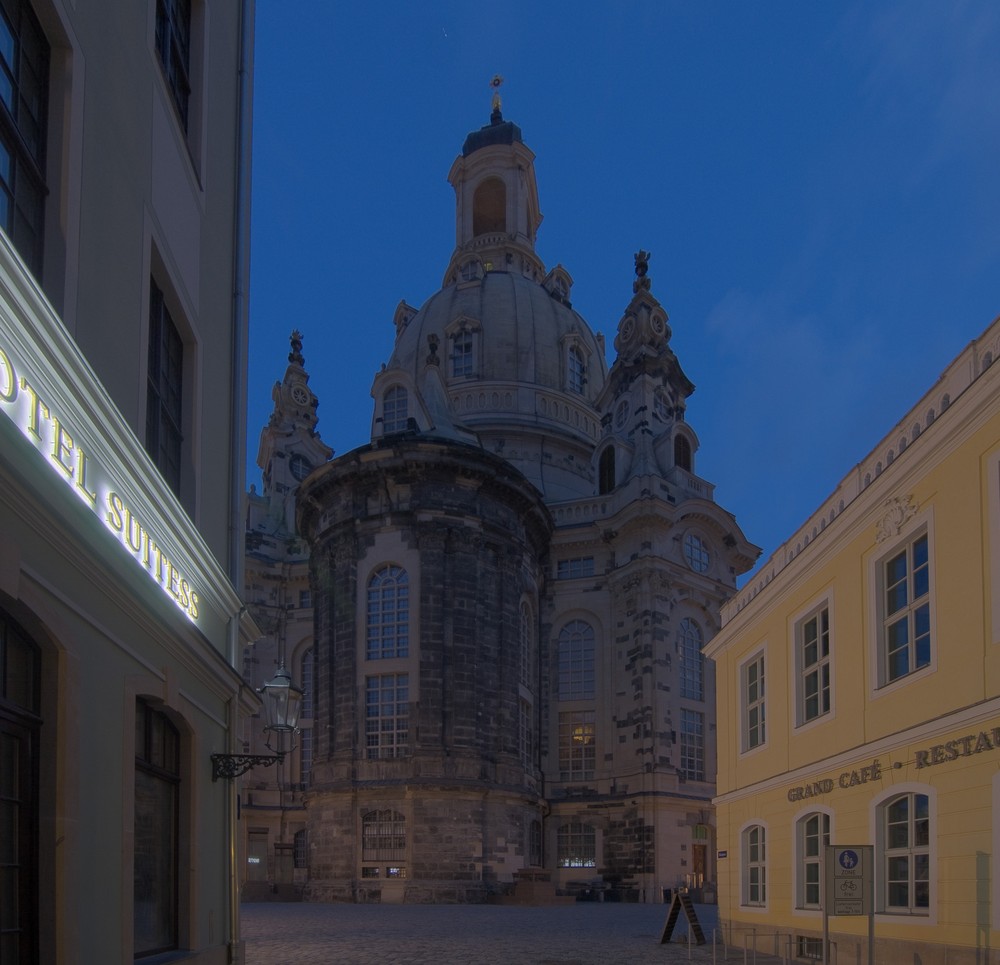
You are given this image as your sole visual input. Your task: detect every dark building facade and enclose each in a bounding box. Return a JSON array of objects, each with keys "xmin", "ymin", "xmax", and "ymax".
[{"xmin": 248, "ymin": 104, "xmax": 758, "ymax": 904}]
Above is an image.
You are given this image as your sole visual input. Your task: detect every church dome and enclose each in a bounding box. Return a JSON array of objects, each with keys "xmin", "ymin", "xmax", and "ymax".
[
  {"xmin": 384, "ymin": 269, "xmax": 607, "ymax": 401},
  {"xmin": 369, "ymin": 109, "xmax": 610, "ymax": 499}
]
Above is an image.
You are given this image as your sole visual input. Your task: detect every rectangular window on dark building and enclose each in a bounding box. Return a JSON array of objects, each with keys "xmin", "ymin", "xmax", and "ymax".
[
  {"xmin": 146, "ymin": 279, "xmax": 184, "ymax": 496},
  {"xmin": 0, "ymin": 0, "xmax": 49, "ymax": 276},
  {"xmin": 155, "ymin": 0, "xmax": 191, "ymax": 129}
]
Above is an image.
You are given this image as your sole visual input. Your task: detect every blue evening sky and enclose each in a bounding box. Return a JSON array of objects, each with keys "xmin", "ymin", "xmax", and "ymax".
[{"xmin": 246, "ymin": 2, "xmax": 1000, "ymax": 582}]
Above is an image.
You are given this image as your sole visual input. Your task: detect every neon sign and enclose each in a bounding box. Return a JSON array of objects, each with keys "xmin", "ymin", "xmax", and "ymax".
[{"xmin": 0, "ymin": 344, "xmax": 200, "ymax": 621}]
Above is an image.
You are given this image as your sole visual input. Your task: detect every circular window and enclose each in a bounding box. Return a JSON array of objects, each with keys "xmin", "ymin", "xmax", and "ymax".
[
  {"xmin": 653, "ymin": 391, "xmax": 670, "ymax": 420},
  {"xmin": 615, "ymin": 399, "xmax": 630, "ymax": 429},
  {"xmin": 289, "ymin": 454, "xmax": 313, "ymax": 482},
  {"xmin": 683, "ymin": 533, "xmax": 710, "ymax": 573},
  {"xmin": 291, "ymin": 384, "xmax": 309, "ymax": 406}
]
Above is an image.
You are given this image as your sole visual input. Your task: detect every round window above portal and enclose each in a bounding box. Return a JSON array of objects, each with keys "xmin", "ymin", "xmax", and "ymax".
[{"xmin": 683, "ymin": 533, "xmax": 710, "ymax": 573}]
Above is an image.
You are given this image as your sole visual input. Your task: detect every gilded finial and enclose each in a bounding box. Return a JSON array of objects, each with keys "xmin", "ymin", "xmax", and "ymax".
[
  {"xmin": 490, "ymin": 74, "xmax": 504, "ymax": 121},
  {"xmin": 288, "ymin": 330, "xmax": 304, "ymax": 366}
]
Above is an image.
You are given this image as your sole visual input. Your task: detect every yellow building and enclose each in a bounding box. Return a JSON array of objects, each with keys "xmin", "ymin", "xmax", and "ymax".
[{"xmin": 707, "ymin": 315, "xmax": 1000, "ymax": 964}]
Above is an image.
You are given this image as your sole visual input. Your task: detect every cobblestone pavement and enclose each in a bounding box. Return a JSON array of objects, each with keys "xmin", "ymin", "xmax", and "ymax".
[{"xmin": 241, "ymin": 901, "xmax": 768, "ymax": 965}]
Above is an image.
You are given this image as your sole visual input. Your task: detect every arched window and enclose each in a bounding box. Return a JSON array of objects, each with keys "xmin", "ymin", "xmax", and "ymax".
[
  {"xmin": 796, "ymin": 812, "xmax": 830, "ymax": 908},
  {"xmin": 880, "ymin": 792, "xmax": 930, "ymax": 913},
  {"xmin": 367, "ymin": 566, "xmax": 409, "ymax": 660},
  {"xmin": 742, "ymin": 824, "xmax": 766, "ymax": 906},
  {"xmin": 473, "ymin": 177, "xmax": 506, "ymax": 235},
  {"xmin": 519, "ymin": 601, "xmax": 533, "ymax": 689},
  {"xmin": 677, "ymin": 617, "xmax": 704, "ymax": 700},
  {"xmin": 382, "ymin": 386, "xmax": 408, "ymax": 433},
  {"xmin": 674, "ymin": 434, "xmax": 692, "ymax": 472},
  {"xmin": 598, "ymin": 447, "xmax": 615, "ymax": 494},
  {"xmin": 557, "ymin": 822, "xmax": 596, "ymax": 867},
  {"xmin": 568, "ymin": 346, "xmax": 585, "ymax": 394},
  {"xmin": 557, "ymin": 620, "xmax": 595, "ymax": 700}
]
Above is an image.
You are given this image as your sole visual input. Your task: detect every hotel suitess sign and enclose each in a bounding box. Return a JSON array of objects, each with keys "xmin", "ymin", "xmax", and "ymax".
[{"xmin": 0, "ymin": 344, "xmax": 201, "ymax": 621}]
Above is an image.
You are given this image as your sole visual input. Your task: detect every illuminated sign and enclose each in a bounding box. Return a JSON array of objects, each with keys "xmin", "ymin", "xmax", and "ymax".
[{"xmin": 0, "ymin": 344, "xmax": 200, "ymax": 621}]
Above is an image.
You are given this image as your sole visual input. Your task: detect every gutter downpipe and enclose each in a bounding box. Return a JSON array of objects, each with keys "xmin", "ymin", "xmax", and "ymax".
[
  {"xmin": 228, "ymin": 2, "xmax": 255, "ymax": 961},
  {"xmin": 228, "ymin": 0, "xmax": 256, "ymax": 625}
]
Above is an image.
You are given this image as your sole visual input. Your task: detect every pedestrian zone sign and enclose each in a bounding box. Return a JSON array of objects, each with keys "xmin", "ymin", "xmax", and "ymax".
[{"xmin": 825, "ymin": 845, "xmax": 873, "ymax": 917}]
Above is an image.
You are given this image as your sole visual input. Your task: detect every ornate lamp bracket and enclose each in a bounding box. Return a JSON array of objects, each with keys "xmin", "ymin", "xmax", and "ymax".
[{"xmin": 210, "ymin": 751, "xmax": 285, "ymax": 782}]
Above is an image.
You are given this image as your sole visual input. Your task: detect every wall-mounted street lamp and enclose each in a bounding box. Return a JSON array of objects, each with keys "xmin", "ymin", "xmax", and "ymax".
[{"xmin": 211, "ymin": 663, "xmax": 303, "ymax": 781}]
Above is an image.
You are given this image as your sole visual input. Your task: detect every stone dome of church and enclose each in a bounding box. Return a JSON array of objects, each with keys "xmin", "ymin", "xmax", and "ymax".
[
  {"xmin": 383, "ymin": 270, "xmax": 607, "ymax": 402},
  {"xmin": 369, "ymin": 107, "xmax": 609, "ymax": 499}
]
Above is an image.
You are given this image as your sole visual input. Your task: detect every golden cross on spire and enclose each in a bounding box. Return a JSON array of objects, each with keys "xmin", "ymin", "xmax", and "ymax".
[{"xmin": 490, "ymin": 74, "xmax": 504, "ymax": 115}]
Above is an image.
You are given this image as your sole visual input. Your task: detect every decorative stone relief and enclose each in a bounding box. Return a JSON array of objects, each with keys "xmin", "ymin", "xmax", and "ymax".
[{"xmin": 875, "ymin": 495, "xmax": 917, "ymax": 542}]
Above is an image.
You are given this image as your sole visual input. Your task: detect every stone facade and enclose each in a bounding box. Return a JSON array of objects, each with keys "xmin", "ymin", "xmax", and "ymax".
[{"xmin": 247, "ymin": 105, "xmax": 758, "ymax": 903}]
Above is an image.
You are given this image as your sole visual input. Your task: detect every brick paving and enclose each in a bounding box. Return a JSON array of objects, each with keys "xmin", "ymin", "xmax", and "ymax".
[{"xmin": 240, "ymin": 901, "xmax": 771, "ymax": 965}]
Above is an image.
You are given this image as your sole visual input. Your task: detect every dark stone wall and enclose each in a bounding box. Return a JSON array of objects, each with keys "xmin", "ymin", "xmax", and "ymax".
[{"xmin": 298, "ymin": 440, "xmax": 551, "ymax": 899}]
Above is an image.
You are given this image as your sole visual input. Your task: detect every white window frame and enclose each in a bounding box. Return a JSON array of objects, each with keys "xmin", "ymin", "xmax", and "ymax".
[
  {"xmin": 740, "ymin": 821, "xmax": 768, "ymax": 909},
  {"xmin": 868, "ymin": 511, "xmax": 935, "ymax": 696},
  {"xmin": 872, "ymin": 784, "xmax": 935, "ymax": 922},
  {"xmin": 987, "ymin": 448, "xmax": 1000, "ymax": 647},
  {"xmin": 793, "ymin": 808, "xmax": 832, "ymax": 911},
  {"xmin": 740, "ymin": 648, "xmax": 767, "ymax": 753},
  {"xmin": 791, "ymin": 594, "xmax": 833, "ymax": 729}
]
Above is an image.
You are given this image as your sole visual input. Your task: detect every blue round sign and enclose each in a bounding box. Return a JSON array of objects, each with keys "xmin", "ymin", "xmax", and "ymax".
[{"xmin": 838, "ymin": 849, "xmax": 859, "ymax": 870}]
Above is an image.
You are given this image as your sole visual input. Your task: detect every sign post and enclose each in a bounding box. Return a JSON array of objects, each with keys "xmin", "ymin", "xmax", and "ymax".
[{"xmin": 823, "ymin": 845, "xmax": 874, "ymax": 965}]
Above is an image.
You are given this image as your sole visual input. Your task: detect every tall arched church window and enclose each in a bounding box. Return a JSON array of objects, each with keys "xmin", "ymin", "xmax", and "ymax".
[
  {"xmin": 367, "ymin": 566, "xmax": 409, "ymax": 659},
  {"xmin": 382, "ymin": 386, "xmax": 408, "ymax": 433},
  {"xmin": 557, "ymin": 620, "xmax": 595, "ymax": 700},
  {"xmin": 519, "ymin": 601, "xmax": 533, "ymax": 689},
  {"xmin": 674, "ymin": 434, "xmax": 692, "ymax": 472},
  {"xmin": 568, "ymin": 346, "xmax": 585, "ymax": 394},
  {"xmin": 598, "ymin": 447, "xmax": 615, "ymax": 494},
  {"xmin": 678, "ymin": 617, "xmax": 704, "ymax": 700},
  {"xmin": 473, "ymin": 177, "xmax": 506, "ymax": 236}
]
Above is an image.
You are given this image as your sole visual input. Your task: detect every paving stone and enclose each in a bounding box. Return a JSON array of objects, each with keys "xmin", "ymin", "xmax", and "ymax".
[{"xmin": 241, "ymin": 902, "xmax": 785, "ymax": 964}]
